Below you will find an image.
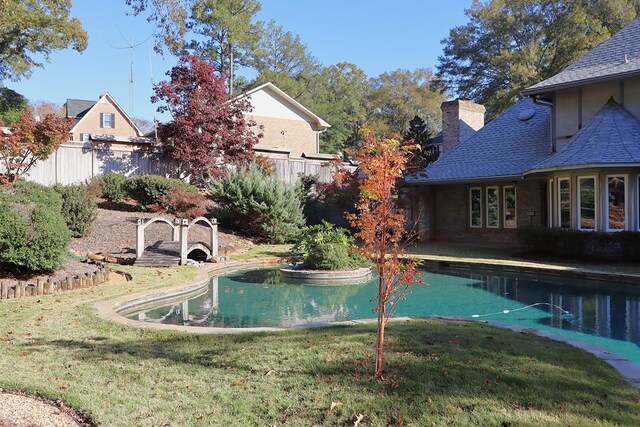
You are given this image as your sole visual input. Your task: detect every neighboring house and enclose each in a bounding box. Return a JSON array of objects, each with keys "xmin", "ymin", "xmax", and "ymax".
[
  {"xmin": 238, "ymin": 82, "xmax": 331, "ymax": 158},
  {"xmin": 28, "ymin": 93, "xmax": 164, "ymax": 185},
  {"xmin": 65, "ymin": 93, "xmax": 153, "ymax": 145},
  {"xmin": 407, "ymin": 17, "xmax": 640, "ymax": 244}
]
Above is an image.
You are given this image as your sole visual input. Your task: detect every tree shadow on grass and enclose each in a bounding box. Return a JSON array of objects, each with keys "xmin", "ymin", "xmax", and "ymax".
[{"xmin": 24, "ymin": 321, "xmax": 640, "ymax": 425}]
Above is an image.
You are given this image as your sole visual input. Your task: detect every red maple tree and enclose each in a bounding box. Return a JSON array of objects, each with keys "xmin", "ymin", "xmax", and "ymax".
[
  {"xmin": 0, "ymin": 108, "xmax": 71, "ymax": 186},
  {"xmin": 347, "ymin": 130, "xmax": 423, "ymax": 377},
  {"xmin": 152, "ymin": 54, "xmax": 258, "ymax": 182}
]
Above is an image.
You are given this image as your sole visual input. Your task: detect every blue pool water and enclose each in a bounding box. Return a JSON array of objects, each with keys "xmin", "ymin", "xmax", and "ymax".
[{"xmin": 126, "ymin": 267, "xmax": 640, "ymax": 364}]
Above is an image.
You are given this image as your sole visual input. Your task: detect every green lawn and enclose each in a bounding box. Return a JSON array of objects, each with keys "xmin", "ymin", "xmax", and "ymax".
[{"xmin": 1, "ymin": 264, "xmax": 639, "ymax": 426}]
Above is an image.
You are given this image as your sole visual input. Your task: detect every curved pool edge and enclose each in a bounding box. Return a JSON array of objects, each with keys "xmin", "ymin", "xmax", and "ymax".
[{"xmin": 93, "ymin": 257, "xmax": 640, "ymax": 389}]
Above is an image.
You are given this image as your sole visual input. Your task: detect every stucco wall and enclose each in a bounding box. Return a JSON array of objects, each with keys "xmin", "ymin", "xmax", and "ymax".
[
  {"xmin": 72, "ymin": 98, "xmax": 140, "ymax": 141},
  {"xmin": 248, "ymin": 114, "xmax": 317, "ymax": 157}
]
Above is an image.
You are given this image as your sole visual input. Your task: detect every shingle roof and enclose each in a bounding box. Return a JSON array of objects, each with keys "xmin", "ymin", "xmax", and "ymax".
[
  {"xmin": 65, "ymin": 98, "xmax": 96, "ymax": 123},
  {"xmin": 406, "ymin": 98, "xmax": 551, "ymax": 184},
  {"xmin": 522, "ymin": 18, "xmax": 640, "ymax": 95},
  {"xmin": 526, "ymin": 98, "xmax": 640, "ymax": 173}
]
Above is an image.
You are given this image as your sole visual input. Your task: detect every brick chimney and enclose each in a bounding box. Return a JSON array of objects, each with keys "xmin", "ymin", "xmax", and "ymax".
[{"xmin": 441, "ymin": 99, "xmax": 485, "ymax": 155}]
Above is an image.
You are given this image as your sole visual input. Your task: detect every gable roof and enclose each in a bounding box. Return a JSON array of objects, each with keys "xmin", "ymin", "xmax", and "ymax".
[
  {"xmin": 522, "ymin": 18, "xmax": 640, "ymax": 96},
  {"xmin": 526, "ymin": 98, "xmax": 640, "ymax": 174},
  {"xmin": 238, "ymin": 82, "xmax": 330, "ymax": 129},
  {"xmin": 406, "ymin": 98, "xmax": 551, "ymax": 184},
  {"xmin": 69, "ymin": 93, "xmax": 144, "ymax": 136},
  {"xmin": 65, "ymin": 99, "xmax": 97, "ymax": 125}
]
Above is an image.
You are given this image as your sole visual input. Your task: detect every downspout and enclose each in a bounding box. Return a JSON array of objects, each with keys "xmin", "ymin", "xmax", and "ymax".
[{"xmin": 317, "ymin": 127, "xmax": 328, "ymax": 153}]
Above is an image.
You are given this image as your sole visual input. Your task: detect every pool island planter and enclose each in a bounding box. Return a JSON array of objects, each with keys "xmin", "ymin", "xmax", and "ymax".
[{"xmin": 279, "ymin": 265, "xmax": 373, "ymax": 285}]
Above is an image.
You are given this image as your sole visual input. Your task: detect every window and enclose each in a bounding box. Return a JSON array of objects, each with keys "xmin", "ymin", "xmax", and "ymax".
[
  {"xmin": 100, "ymin": 113, "xmax": 115, "ymax": 128},
  {"xmin": 504, "ymin": 186, "xmax": 516, "ymax": 228},
  {"xmin": 607, "ymin": 175, "xmax": 626, "ymax": 231},
  {"xmin": 80, "ymin": 133, "xmax": 90, "ymax": 142},
  {"xmin": 578, "ymin": 176, "xmax": 596, "ymax": 231},
  {"xmin": 548, "ymin": 179, "xmax": 554, "ymax": 228},
  {"xmin": 469, "ymin": 187, "xmax": 482, "ymax": 228},
  {"xmin": 558, "ymin": 178, "xmax": 571, "ymax": 229},
  {"xmin": 486, "ymin": 187, "xmax": 499, "ymax": 228}
]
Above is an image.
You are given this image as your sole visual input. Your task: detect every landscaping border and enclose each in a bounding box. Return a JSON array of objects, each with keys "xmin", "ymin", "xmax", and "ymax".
[
  {"xmin": 279, "ymin": 266, "xmax": 372, "ymax": 285},
  {"xmin": 0, "ymin": 265, "xmax": 116, "ymax": 300}
]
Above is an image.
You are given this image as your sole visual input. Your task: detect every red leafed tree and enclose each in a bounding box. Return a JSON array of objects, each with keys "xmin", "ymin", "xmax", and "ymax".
[
  {"xmin": 347, "ymin": 130, "xmax": 423, "ymax": 378},
  {"xmin": 0, "ymin": 108, "xmax": 71, "ymax": 186},
  {"xmin": 152, "ymin": 54, "xmax": 258, "ymax": 181}
]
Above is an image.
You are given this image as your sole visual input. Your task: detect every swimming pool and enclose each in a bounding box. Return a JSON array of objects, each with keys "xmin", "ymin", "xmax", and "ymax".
[{"xmin": 125, "ymin": 267, "xmax": 640, "ymax": 364}]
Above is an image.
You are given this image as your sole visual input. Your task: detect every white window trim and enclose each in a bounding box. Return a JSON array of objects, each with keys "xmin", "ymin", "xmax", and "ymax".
[
  {"xmin": 101, "ymin": 113, "xmax": 115, "ymax": 128},
  {"xmin": 557, "ymin": 177, "xmax": 571, "ymax": 229},
  {"xmin": 605, "ymin": 174, "xmax": 628, "ymax": 232},
  {"xmin": 577, "ymin": 175, "xmax": 598, "ymax": 231},
  {"xmin": 486, "ymin": 186, "xmax": 500, "ymax": 228},
  {"xmin": 469, "ymin": 187, "xmax": 482, "ymax": 228},
  {"xmin": 548, "ymin": 178, "xmax": 554, "ymax": 228},
  {"xmin": 503, "ymin": 185, "xmax": 517, "ymax": 229}
]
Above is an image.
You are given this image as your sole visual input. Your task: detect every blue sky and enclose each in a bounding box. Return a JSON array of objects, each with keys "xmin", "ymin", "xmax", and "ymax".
[{"xmin": 9, "ymin": 0, "xmax": 472, "ymax": 122}]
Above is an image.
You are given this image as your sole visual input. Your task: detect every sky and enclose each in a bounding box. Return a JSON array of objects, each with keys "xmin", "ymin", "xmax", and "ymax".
[{"xmin": 9, "ymin": 0, "xmax": 473, "ymax": 122}]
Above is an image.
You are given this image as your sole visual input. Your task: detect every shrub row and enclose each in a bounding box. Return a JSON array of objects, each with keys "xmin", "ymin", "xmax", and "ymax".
[
  {"xmin": 95, "ymin": 173, "xmax": 198, "ymax": 212},
  {"xmin": 54, "ymin": 184, "xmax": 98, "ymax": 237},
  {"xmin": 517, "ymin": 226, "xmax": 640, "ymax": 262}
]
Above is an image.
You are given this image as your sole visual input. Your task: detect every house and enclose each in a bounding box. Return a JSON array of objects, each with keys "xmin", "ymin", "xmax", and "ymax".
[
  {"xmin": 238, "ymin": 82, "xmax": 331, "ymax": 158},
  {"xmin": 28, "ymin": 93, "xmax": 165, "ymax": 185},
  {"xmin": 64, "ymin": 93, "xmax": 153, "ymax": 145},
  {"xmin": 406, "ymin": 17, "xmax": 640, "ymax": 244}
]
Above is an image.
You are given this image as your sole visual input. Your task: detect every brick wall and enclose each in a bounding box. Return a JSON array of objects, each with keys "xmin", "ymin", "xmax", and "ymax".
[
  {"xmin": 247, "ymin": 115, "xmax": 318, "ymax": 157},
  {"xmin": 424, "ymin": 179, "xmax": 544, "ymax": 245},
  {"xmin": 441, "ymin": 99, "xmax": 486, "ymax": 155}
]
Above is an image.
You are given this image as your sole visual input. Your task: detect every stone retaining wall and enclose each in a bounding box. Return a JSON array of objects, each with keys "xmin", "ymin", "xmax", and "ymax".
[{"xmin": 0, "ymin": 266, "xmax": 114, "ymax": 300}]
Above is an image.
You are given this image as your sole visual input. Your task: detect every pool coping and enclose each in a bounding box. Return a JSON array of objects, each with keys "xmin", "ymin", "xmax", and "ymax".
[
  {"xmin": 93, "ymin": 257, "xmax": 640, "ymax": 390},
  {"xmin": 417, "ymin": 257, "xmax": 640, "ymax": 285}
]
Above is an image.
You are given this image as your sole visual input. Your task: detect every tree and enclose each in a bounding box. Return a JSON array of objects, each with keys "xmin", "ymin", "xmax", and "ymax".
[
  {"xmin": 310, "ymin": 63, "xmax": 368, "ymax": 155},
  {"xmin": 437, "ymin": 0, "xmax": 638, "ymax": 117},
  {"xmin": 0, "ymin": 0, "xmax": 87, "ymax": 81},
  {"xmin": 0, "ymin": 108, "xmax": 72, "ymax": 185},
  {"xmin": 0, "ymin": 88, "xmax": 27, "ymax": 126},
  {"xmin": 152, "ymin": 54, "xmax": 258, "ymax": 182},
  {"xmin": 29, "ymin": 100, "xmax": 64, "ymax": 120},
  {"xmin": 189, "ymin": 0, "xmax": 262, "ymax": 93},
  {"xmin": 403, "ymin": 115, "xmax": 440, "ymax": 170},
  {"xmin": 347, "ymin": 130, "xmax": 423, "ymax": 377},
  {"xmin": 366, "ymin": 68, "xmax": 444, "ymax": 137},
  {"xmin": 126, "ymin": 0, "xmax": 192, "ymax": 54}
]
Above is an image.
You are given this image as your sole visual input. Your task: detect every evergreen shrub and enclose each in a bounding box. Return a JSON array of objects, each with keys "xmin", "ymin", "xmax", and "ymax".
[
  {"xmin": 100, "ymin": 173, "xmax": 127, "ymax": 202},
  {"xmin": 207, "ymin": 164, "xmax": 305, "ymax": 243},
  {"xmin": 0, "ymin": 181, "xmax": 71, "ymax": 271},
  {"xmin": 518, "ymin": 226, "xmax": 640, "ymax": 262},
  {"xmin": 54, "ymin": 184, "xmax": 98, "ymax": 237}
]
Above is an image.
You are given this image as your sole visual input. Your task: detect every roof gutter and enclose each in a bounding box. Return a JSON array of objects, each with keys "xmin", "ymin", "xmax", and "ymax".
[
  {"xmin": 405, "ymin": 174, "xmax": 525, "ymax": 186},
  {"xmin": 521, "ymin": 69, "xmax": 640, "ymax": 97},
  {"xmin": 524, "ymin": 162, "xmax": 640, "ymax": 176}
]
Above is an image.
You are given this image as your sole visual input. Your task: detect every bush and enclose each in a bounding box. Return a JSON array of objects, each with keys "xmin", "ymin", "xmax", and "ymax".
[
  {"xmin": 207, "ymin": 164, "xmax": 305, "ymax": 243},
  {"xmin": 100, "ymin": 173, "xmax": 127, "ymax": 202},
  {"xmin": 293, "ymin": 221, "xmax": 367, "ymax": 270},
  {"xmin": 0, "ymin": 181, "xmax": 71, "ymax": 271},
  {"xmin": 518, "ymin": 226, "xmax": 640, "ymax": 262},
  {"xmin": 149, "ymin": 187, "xmax": 213, "ymax": 219},
  {"xmin": 54, "ymin": 184, "xmax": 98, "ymax": 237},
  {"xmin": 123, "ymin": 174, "xmax": 191, "ymax": 209}
]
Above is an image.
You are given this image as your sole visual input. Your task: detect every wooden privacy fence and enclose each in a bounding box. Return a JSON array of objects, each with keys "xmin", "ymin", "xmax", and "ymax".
[{"xmin": 25, "ymin": 142, "xmax": 351, "ymax": 186}]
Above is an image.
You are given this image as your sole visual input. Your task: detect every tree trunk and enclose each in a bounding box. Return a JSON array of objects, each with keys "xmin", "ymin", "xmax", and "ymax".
[
  {"xmin": 375, "ymin": 295, "xmax": 386, "ymax": 377},
  {"xmin": 228, "ymin": 46, "xmax": 234, "ymax": 95}
]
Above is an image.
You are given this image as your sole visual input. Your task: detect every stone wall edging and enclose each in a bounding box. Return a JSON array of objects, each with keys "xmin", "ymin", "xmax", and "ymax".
[{"xmin": 0, "ymin": 264, "xmax": 114, "ymax": 300}]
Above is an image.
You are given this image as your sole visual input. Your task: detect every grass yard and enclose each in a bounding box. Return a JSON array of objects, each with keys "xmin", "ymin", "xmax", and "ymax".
[{"xmin": 0, "ymin": 264, "xmax": 639, "ymax": 426}]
